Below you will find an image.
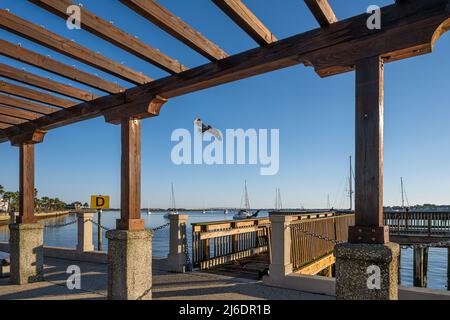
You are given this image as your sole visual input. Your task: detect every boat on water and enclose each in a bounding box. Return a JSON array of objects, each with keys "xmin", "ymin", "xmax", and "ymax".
[
  {"xmin": 164, "ymin": 183, "xmax": 179, "ymax": 219},
  {"xmin": 233, "ymin": 181, "xmax": 260, "ymax": 220}
]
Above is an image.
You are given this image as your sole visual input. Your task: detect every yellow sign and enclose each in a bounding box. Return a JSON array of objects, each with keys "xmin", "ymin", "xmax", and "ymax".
[{"xmin": 90, "ymin": 195, "xmax": 110, "ymax": 209}]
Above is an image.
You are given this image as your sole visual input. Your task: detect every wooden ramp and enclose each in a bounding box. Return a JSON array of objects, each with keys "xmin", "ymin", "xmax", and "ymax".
[{"xmin": 201, "ymin": 253, "xmax": 270, "ymax": 280}]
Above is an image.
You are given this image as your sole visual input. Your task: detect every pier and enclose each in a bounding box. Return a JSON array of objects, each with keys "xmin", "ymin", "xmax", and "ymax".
[{"xmin": 0, "ymin": 0, "xmax": 450, "ymax": 300}]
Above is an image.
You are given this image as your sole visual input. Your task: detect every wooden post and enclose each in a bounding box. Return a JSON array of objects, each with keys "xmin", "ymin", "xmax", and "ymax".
[
  {"xmin": 447, "ymin": 247, "xmax": 450, "ymax": 290},
  {"xmin": 17, "ymin": 143, "xmax": 37, "ymax": 224},
  {"xmin": 348, "ymin": 56, "xmax": 388, "ymax": 244},
  {"xmin": 97, "ymin": 209, "xmax": 103, "ymax": 251},
  {"xmin": 116, "ymin": 118, "xmax": 144, "ymax": 231},
  {"xmin": 398, "ymin": 248, "xmax": 402, "ymax": 285},
  {"xmin": 102, "ymin": 97, "xmax": 167, "ymax": 231},
  {"xmin": 413, "ymin": 247, "xmax": 428, "ymax": 288},
  {"xmin": 10, "ymin": 130, "xmax": 46, "ymax": 224}
]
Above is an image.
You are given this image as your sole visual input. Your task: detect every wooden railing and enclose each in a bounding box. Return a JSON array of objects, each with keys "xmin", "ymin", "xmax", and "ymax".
[
  {"xmin": 191, "ymin": 212, "xmax": 343, "ymax": 270},
  {"xmin": 289, "ymin": 214, "xmax": 355, "ymax": 270},
  {"xmin": 191, "ymin": 218, "xmax": 270, "ymax": 270},
  {"xmin": 384, "ymin": 211, "xmax": 450, "ymax": 236}
]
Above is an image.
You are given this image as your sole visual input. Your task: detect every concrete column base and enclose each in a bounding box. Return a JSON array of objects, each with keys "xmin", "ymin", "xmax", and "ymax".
[
  {"xmin": 9, "ymin": 223, "xmax": 44, "ymax": 285},
  {"xmin": 106, "ymin": 229, "xmax": 153, "ymax": 300},
  {"xmin": 334, "ymin": 242, "xmax": 399, "ymax": 300}
]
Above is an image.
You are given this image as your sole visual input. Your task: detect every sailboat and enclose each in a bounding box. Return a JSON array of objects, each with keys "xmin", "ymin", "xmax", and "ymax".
[
  {"xmin": 233, "ymin": 181, "xmax": 259, "ymax": 220},
  {"xmin": 164, "ymin": 183, "xmax": 178, "ymax": 219},
  {"xmin": 400, "ymin": 177, "xmax": 410, "ymax": 212}
]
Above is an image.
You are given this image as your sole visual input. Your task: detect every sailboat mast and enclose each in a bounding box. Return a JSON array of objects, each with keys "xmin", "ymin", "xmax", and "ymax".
[
  {"xmin": 275, "ymin": 188, "xmax": 278, "ymax": 210},
  {"xmin": 401, "ymin": 177, "xmax": 405, "ymax": 209},
  {"xmin": 171, "ymin": 183, "xmax": 176, "ymax": 210},
  {"xmin": 278, "ymin": 188, "xmax": 282, "ymax": 210},
  {"xmin": 349, "ymin": 156, "xmax": 353, "ymax": 211},
  {"xmin": 244, "ymin": 180, "xmax": 250, "ymax": 210}
]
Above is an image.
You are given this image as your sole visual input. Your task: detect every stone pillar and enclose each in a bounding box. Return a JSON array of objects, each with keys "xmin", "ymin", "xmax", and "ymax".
[
  {"xmin": 9, "ymin": 223, "xmax": 44, "ymax": 284},
  {"xmin": 268, "ymin": 214, "xmax": 293, "ymax": 280},
  {"xmin": 167, "ymin": 214, "xmax": 188, "ymax": 272},
  {"xmin": 334, "ymin": 242, "xmax": 399, "ymax": 300},
  {"xmin": 335, "ymin": 56, "xmax": 399, "ymax": 300},
  {"xmin": 106, "ymin": 229, "xmax": 153, "ymax": 300},
  {"xmin": 76, "ymin": 212, "xmax": 94, "ymax": 253}
]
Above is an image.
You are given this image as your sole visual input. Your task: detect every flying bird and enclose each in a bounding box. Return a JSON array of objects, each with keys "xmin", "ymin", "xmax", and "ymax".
[{"xmin": 194, "ymin": 118, "xmax": 222, "ymax": 141}]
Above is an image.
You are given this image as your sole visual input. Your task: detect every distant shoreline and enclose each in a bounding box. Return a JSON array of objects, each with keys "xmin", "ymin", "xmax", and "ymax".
[{"xmin": 0, "ymin": 210, "xmax": 70, "ymax": 226}]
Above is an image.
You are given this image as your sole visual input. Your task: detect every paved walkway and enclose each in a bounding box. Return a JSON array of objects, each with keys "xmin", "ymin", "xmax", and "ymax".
[{"xmin": 0, "ymin": 258, "xmax": 333, "ymax": 300}]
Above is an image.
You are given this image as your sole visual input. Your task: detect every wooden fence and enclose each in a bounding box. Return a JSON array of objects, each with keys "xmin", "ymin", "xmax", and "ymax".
[
  {"xmin": 191, "ymin": 212, "xmax": 344, "ymax": 270},
  {"xmin": 384, "ymin": 211, "xmax": 450, "ymax": 236},
  {"xmin": 289, "ymin": 214, "xmax": 355, "ymax": 270},
  {"xmin": 191, "ymin": 218, "xmax": 270, "ymax": 270}
]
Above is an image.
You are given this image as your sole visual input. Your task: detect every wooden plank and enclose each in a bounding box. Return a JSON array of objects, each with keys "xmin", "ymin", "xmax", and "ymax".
[
  {"xmin": 0, "ymin": 114, "xmax": 27, "ymax": 125},
  {"xmin": 18, "ymin": 143, "xmax": 37, "ymax": 224},
  {"xmin": 0, "ymin": 105, "xmax": 41, "ymax": 121},
  {"xmin": 200, "ymin": 226, "xmax": 267, "ymax": 240},
  {"xmin": 29, "ymin": 0, "xmax": 187, "ymax": 74},
  {"xmin": 296, "ymin": 253, "xmax": 335, "ymax": 275},
  {"xmin": 116, "ymin": 118, "xmax": 144, "ymax": 231},
  {"xmin": 304, "ymin": 0, "xmax": 337, "ymax": 27},
  {"xmin": 0, "ymin": 63, "xmax": 99, "ymax": 101},
  {"xmin": 121, "ymin": 0, "xmax": 228, "ymax": 61},
  {"xmin": 0, "ymin": 9, "xmax": 153, "ymax": 85},
  {"xmin": 0, "ymin": 123, "xmax": 11, "ymax": 130},
  {"xmin": 0, "ymin": 81, "xmax": 76, "ymax": 108},
  {"xmin": 354, "ymin": 56, "xmax": 384, "ymax": 227},
  {"xmin": 0, "ymin": 40, "xmax": 125, "ymax": 94},
  {"xmin": 212, "ymin": 0, "xmax": 277, "ymax": 46},
  {"xmin": 0, "ymin": 94, "xmax": 56, "ymax": 115},
  {"xmin": 1, "ymin": 0, "xmax": 449, "ymax": 142}
]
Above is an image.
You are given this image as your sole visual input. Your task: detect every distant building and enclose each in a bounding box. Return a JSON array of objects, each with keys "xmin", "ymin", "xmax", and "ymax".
[{"xmin": 0, "ymin": 199, "xmax": 8, "ymax": 213}]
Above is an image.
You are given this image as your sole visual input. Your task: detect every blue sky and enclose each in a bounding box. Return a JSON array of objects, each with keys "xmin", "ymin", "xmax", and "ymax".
[{"xmin": 0, "ymin": 0, "xmax": 449, "ymax": 209}]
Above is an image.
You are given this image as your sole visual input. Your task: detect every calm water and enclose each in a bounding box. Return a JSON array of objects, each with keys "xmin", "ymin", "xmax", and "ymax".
[{"xmin": 0, "ymin": 210, "xmax": 448, "ymax": 290}]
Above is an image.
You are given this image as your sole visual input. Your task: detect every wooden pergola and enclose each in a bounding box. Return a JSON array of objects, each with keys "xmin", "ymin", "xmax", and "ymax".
[{"xmin": 0, "ymin": 0, "xmax": 449, "ymax": 247}]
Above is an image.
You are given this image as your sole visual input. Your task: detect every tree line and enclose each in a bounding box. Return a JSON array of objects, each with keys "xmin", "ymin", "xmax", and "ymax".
[{"xmin": 0, "ymin": 184, "xmax": 68, "ymax": 212}]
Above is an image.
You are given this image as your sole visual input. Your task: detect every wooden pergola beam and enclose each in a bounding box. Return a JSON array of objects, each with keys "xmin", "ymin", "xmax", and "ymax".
[
  {"xmin": 29, "ymin": 0, "xmax": 187, "ymax": 74},
  {"xmin": 0, "ymin": 94, "xmax": 56, "ymax": 115},
  {"xmin": 0, "ymin": 40, "xmax": 126, "ymax": 94},
  {"xmin": 1, "ymin": 0, "xmax": 449, "ymax": 142},
  {"xmin": 212, "ymin": 0, "xmax": 277, "ymax": 46},
  {"xmin": 121, "ymin": 0, "xmax": 228, "ymax": 61},
  {"xmin": 0, "ymin": 114, "xmax": 26, "ymax": 125},
  {"xmin": 0, "ymin": 9, "xmax": 153, "ymax": 85},
  {"xmin": 304, "ymin": 0, "xmax": 338, "ymax": 27},
  {"xmin": 0, "ymin": 105, "xmax": 42, "ymax": 121},
  {"xmin": 0, "ymin": 81, "xmax": 76, "ymax": 108},
  {"xmin": 0, "ymin": 63, "xmax": 99, "ymax": 101},
  {"xmin": 0, "ymin": 123, "xmax": 11, "ymax": 130}
]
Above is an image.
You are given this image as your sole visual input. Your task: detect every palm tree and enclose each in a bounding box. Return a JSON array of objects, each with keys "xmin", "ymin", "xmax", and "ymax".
[{"xmin": 0, "ymin": 185, "xmax": 4, "ymax": 197}]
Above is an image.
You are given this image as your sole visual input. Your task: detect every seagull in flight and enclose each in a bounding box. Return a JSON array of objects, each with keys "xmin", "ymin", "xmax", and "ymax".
[{"xmin": 194, "ymin": 118, "xmax": 222, "ymax": 141}]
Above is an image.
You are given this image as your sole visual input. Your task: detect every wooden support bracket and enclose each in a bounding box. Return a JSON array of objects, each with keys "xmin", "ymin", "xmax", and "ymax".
[
  {"xmin": 103, "ymin": 95, "xmax": 168, "ymax": 125},
  {"xmin": 10, "ymin": 129, "xmax": 46, "ymax": 147}
]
